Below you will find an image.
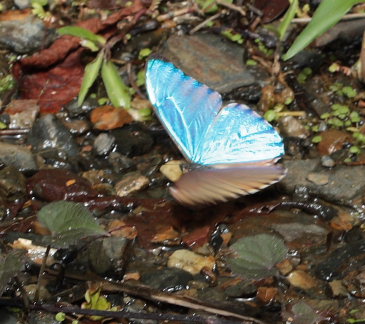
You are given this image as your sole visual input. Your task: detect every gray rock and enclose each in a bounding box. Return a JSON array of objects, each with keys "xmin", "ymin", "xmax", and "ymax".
[
  {"xmin": 88, "ymin": 237, "xmax": 129, "ymax": 276},
  {"xmin": 115, "ymin": 171, "xmax": 149, "ymax": 197},
  {"xmin": 280, "ymin": 159, "xmax": 365, "ymax": 204},
  {"xmin": 27, "ymin": 114, "xmax": 79, "ymax": 157},
  {"xmin": 161, "ymin": 34, "xmax": 258, "ymax": 93},
  {"xmin": 0, "ymin": 16, "xmax": 55, "ymax": 54},
  {"xmin": 0, "ymin": 142, "xmax": 37, "ymax": 171},
  {"xmin": 94, "ymin": 133, "xmax": 115, "ymax": 155}
]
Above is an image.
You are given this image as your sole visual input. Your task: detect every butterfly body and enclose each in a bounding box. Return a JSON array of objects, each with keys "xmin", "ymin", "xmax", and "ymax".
[{"xmin": 146, "ymin": 58, "xmax": 285, "ymax": 205}]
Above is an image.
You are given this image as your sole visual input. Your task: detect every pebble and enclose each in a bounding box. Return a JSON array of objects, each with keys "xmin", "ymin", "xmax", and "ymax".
[
  {"xmin": 0, "ymin": 16, "xmax": 54, "ymax": 54},
  {"xmin": 27, "ymin": 114, "xmax": 79, "ymax": 157},
  {"xmin": 167, "ymin": 249, "xmax": 215, "ymax": 275},
  {"xmin": 321, "ymin": 155, "xmax": 335, "ymax": 168},
  {"xmin": 115, "ymin": 172, "xmax": 149, "ymax": 197},
  {"xmin": 306, "ymin": 172, "xmax": 330, "ymax": 185},
  {"xmin": 4, "ymin": 99, "xmax": 39, "ymax": 129},
  {"xmin": 94, "ymin": 133, "xmax": 115, "ymax": 155},
  {"xmin": 278, "ymin": 116, "xmax": 310, "ymax": 139},
  {"xmin": 0, "ymin": 142, "xmax": 37, "ymax": 171},
  {"xmin": 159, "ymin": 160, "xmax": 183, "ymax": 182},
  {"xmin": 287, "ymin": 270, "xmax": 317, "ymax": 290}
]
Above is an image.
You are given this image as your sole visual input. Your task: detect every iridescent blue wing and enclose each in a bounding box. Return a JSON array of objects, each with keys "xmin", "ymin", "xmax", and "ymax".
[
  {"xmin": 146, "ymin": 58, "xmax": 222, "ymax": 162},
  {"xmin": 195, "ymin": 103, "xmax": 284, "ymax": 165},
  {"xmin": 170, "ymin": 163, "xmax": 286, "ymax": 205}
]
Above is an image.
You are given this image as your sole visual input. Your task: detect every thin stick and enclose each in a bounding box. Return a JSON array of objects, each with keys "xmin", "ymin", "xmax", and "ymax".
[
  {"xmin": 292, "ymin": 12, "xmax": 365, "ymax": 24},
  {"xmin": 34, "ymin": 245, "xmax": 50, "ymax": 302},
  {"xmin": 216, "ymin": 0, "xmax": 246, "ymax": 16},
  {"xmin": 190, "ymin": 12, "xmax": 221, "ymax": 34}
]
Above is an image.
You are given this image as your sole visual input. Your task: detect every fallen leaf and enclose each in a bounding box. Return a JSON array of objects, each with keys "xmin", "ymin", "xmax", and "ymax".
[
  {"xmin": 254, "ymin": 0, "xmax": 290, "ymax": 23},
  {"xmin": 317, "ymin": 129, "xmax": 351, "ymax": 155},
  {"xmin": 15, "ymin": 49, "xmax": 84, "ymax": 113},
  {"xmin": 91, "ymin": 105, "xmax": 133, "ymax": 130},
  {"xmin": 151, "ymin": 226, "xmax": 180, "ymax": 244}
]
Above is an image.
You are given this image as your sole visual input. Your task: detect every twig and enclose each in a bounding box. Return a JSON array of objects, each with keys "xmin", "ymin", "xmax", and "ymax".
[
  {"xmin": 0, "ymin": 129, "xmax": 30, "ymax": 136},
  {"xmin": 34, "ymin": 245, "xmax": 51, "ymax": 302},
  {"xmin": 245, "ymin": 3, "xmax": 263, "ymax": 17},
  {"xmin": 216, "ymin": 0, "xmax": 246, "ymax": 16},
  {"xmin": 157, "ymin": 7, "xmax": 195, "ymax": 22},
  {"xmin": 292, "ymin": 12, "xmax": 365, "ymax": 24},
  {"xmin": 101, "ymin": 281, "xmax": 269, "ymax": 324},
  {"xmin": 0, "ymin": 298, "xmax": 251, "ymax": 324},
  {"xmin": 190, "ymin": 12, "xmax": 221, "ymax": 34}
]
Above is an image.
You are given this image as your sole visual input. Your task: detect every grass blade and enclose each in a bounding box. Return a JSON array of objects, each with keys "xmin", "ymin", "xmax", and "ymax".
[{"xmin": 283, "ymin": 0, "xmax": 364, "ymax": 60}]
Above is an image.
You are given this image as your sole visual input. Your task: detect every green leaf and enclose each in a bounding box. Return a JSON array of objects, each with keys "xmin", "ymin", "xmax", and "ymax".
[
  {"xmin": 78, "ymin": 52, "xmax": 103, "ymax": 106},
  {"xmin": 37, "ymin": 201, "xmax": 106, "ymax": 247},
  {"xmin": 0, "ymin": 250, "xmax": 26, "ymax": 296},
  {"xmin": 58, "ymin": 26, "xmax": 106, "ymax": 46},
  {"xmin": 138, "ymin": 48, "xmax": 152, "ymax": 60},
  {"xmin": 312, "ymin": 135, "xmax": 322, "ymax": 143},
  {"xmin": 226, "ymin": 234, "xmax": 288, "ymax": 279},
  {"xmin": 101, "ymin": 60, "xmax": 131, "ymax": 109},
  {"xmin": 278, "ymin": 0, "xmax": 299, "ymax": 41},
  {"xmin": 55, "ymin": 312, "xmax": 66, "ymax": 322},
  {"xmin": 136, "ymin": 69, "xmax": 146, "ymax": 87},
  {"xmin": 283, "ymin": 0, "xmax": 364, "ymax": 60}
]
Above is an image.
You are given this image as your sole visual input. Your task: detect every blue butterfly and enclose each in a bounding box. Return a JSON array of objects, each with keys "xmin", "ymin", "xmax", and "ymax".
[{"xmin": 146, "ymin": 58, "xmax": 285, "ymax": 205}]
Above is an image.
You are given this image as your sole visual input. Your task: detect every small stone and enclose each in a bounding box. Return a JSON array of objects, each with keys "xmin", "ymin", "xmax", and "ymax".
[
  {"xmin": 329, "ymin": 280, "xmax": 347, "ymax": 297},
  {"xmin": 94, "ymin": 133, "xmax": 115, "ymax": 155},
  {"xmin": 4, "ymin": 99, "xmax": 39, "ymax": 129},
  {"xmin": 0, "ymin": 15, "xmax": 54, "ymax": 54},
  {"xmin": 27, "ymin": 114, "xmax": 79, "ymax": 157},
  {"xmin": 65, "ymin": 97, "xmax": 96, "ymax": 117},
  {"xmin": 307, "ymin": 172, "xmax": 329, "ymax": 185},
  {"xmin": 160, "ymin": 160, "xmax": 183, "ymax": 182},
  {"xmin": 62, "ymin": 119, "xmax": 90, "ymax": 135},
  {"xmin": 108, "ymin": 152, "xmax": 135, "ymax": 173},
  {"xmin": 0, "ymin": 142, "xmax": 37, "ymax": 171},
  {"xmin": 287, "ymin": 270, "xmax": 317, "ymax": 290},
  {"xmin": 278, "ymin": 116, "xmax": 310, "ymax": 139},
  {"xmin": 167, "ymin": 249, "xmax": 215, "ymax": 275},
  {"xmin": 256, "ymin": 287, "xmax": 278, "ymax": 303},
  {"xmin": 321, "ymin": 155, "xmax": 335, "ymax": 168},
  {"xmin": 14, "ymin": 0, "xmax": 31, "ymax": 9},
  {"xmin": 115, "ymin": 172, "xmax": 149, "ymax": 197},
  {"xmin": 276, "ymin": 259, "xmax": 293, "ymax": 276}
]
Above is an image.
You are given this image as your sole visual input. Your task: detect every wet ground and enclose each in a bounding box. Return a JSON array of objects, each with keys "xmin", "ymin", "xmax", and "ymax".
[{"xmin": 1, "ymin": 1, "xmax": 365, "ymax": 323}]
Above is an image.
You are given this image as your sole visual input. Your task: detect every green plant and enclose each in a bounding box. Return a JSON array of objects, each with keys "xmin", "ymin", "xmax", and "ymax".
[
  {"xmin": 58, "ymin": 26, "xmax": 131, "ymax": 108},
  {"xmin": 283, "ymin": 0, "xmax": 365, "ymax": 60}
]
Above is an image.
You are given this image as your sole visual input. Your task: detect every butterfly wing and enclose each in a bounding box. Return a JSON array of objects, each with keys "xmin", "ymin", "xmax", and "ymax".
[
  {"xmin": 170, "ymin": 164, "xmax": 286, "ymax": 205},
  {"xmin": 195, "ymin": 103, "xmax": 284, "ymax": 165},
  {"xmin": 146, "ymin": 58, "xmax": 222, "ymax": 162}
]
